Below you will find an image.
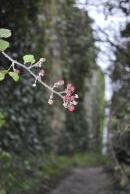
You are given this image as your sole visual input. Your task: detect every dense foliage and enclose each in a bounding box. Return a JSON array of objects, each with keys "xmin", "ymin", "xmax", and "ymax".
[
  {"xmin": 107, "ymin": 0, "xmax": 130, "ymax": 189},
  {"xmin": 109, "ymin": 0, "xmax": 130, "ymax": 156},
  {"xmin": 110, "ymin": 24, "xmax": 130, "ymax": 160}
]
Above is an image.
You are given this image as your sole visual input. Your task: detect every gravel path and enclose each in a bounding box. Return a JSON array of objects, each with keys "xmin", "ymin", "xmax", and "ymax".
[{"xmin": 50, "ymin": 167, "xmax": 113, "ymax": 194}]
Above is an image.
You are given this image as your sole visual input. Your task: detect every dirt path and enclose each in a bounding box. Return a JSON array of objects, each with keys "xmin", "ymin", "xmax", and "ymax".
[{"xmin": 50, "ymin": 167, "xmax": 113, "ymax": 194}]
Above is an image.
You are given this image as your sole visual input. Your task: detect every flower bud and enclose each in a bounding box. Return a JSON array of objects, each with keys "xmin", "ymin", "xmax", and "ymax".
[
  {"xmin": 48, "ymin": 99, "xmax": 53, "ymax": 105},
  {"xmin": 73, "ymin": 101, "xmax": 78, "ymax": 105},
  {"xmin": 63, "ymin": 102, "xmax": 68, "ymax": 108},
  {"xmin": 40, "ymin": 58, "xmax": 46, "ymax": 63},
  {"xmin": 68, "ymin": 105, "xmax": 75, "ymax": 112},
  {"xmin": 32, "ymin": 83, "xmax": 36, "ymax": 87},
  {"xmin": 75, "ymin": 94, "xmax": 79, "ymax": 98},
  {"xmin": 58, "ymin": 80, "xmax": 64, "ymax": 86}
]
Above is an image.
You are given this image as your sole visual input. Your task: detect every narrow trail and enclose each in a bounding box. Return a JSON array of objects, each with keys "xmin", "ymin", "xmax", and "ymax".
[{"xmin": 50, "ymin": 167, "xmax": 113, "ymax": 194}]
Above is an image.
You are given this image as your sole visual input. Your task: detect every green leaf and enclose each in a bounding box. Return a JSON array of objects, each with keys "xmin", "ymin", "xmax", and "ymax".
[
  {"xmin": 0, "ymin": 39, "xmax": 9, "ymax": 52},
  {"xmin": 0, "ymin": 70, "xmax": 8, "ymax": 81},
  {"xmin": 0, "ymin": 73, "xmax": 5, "ymax": 81},
  {"xmin": 0, "ymin": 28, "xmax": 12, "ymax": 38},
  {"xmin": 8, "ymin": 71, "xmax": 19, "ymax": 82},
  {"xmin": 23, "ymin": 54, "xmax": 36, "ymax": 64}
]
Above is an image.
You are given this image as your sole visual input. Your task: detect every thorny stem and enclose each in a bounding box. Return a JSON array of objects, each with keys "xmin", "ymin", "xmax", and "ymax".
[{"xmin": 2, "ymin": 52, "xmax": 63, "ymax": 99}]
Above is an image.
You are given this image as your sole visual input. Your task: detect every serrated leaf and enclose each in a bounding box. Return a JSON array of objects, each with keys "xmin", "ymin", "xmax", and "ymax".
[
  {"xmin": 0, "ymin": 39, "xmax": 9, "ymax": 52},
  {"xmin": 0, "ymin": 28, "xmax": 12, "ymax": 38},
  {"xmin": 8, "ymin": 71, "xmax": 19, "ymax": 82},
  {"xmin": 23, "ymin": 54, "xmax": 35, "ymax": 64},
  {"xmin": 0, "ymin": 70, "xmax": 8, "ymax": 81}
]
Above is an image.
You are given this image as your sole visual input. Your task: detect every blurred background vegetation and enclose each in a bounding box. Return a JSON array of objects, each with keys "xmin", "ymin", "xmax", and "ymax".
[{"xmin": 0, "ymin": 0, "xmax": 130, "ymax": 193}]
